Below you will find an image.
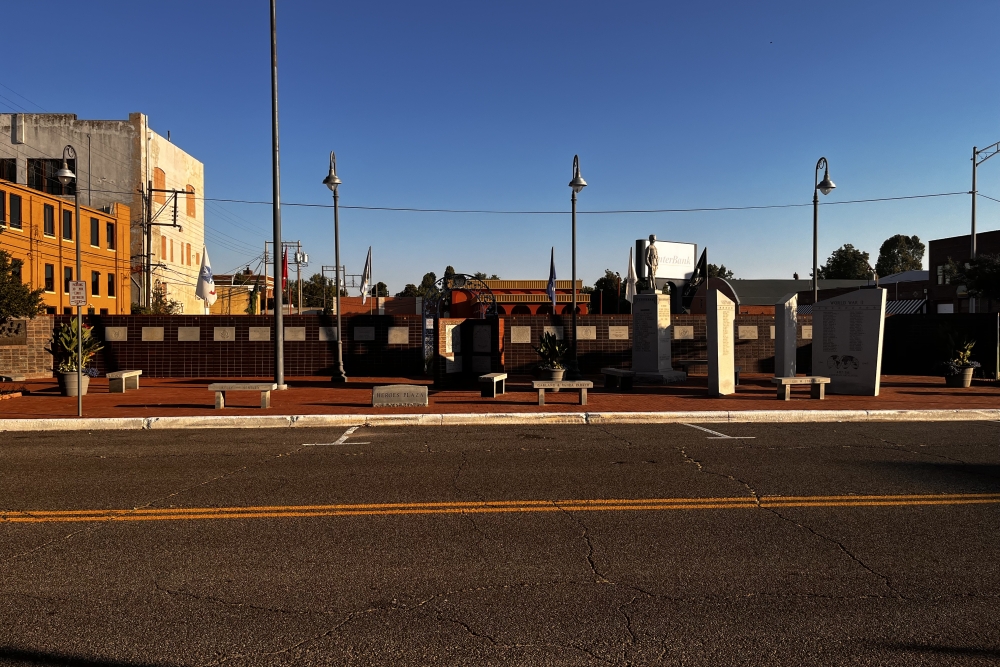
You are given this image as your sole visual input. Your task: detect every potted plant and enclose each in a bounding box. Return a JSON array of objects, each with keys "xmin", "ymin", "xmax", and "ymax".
[
  {"xmin": 49, "ymin": 320, "xmax": 103, "ymax": 396},
  {"xmin": 943, "ymin": 340, "xmax": 980, "ymax": 388},
  {"xmin": 533, "ymin": 332, "xmax": 570, "ymax": 382}
]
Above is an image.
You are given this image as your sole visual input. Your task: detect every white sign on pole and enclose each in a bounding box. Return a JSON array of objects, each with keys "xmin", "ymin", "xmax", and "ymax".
[
  {"xmin": 650, "ymin": 241, "xmax": 697, "ymax": 281},
  {"xmin": 68, "ymin": 281, "xmax": 87, "ymax": 306}
]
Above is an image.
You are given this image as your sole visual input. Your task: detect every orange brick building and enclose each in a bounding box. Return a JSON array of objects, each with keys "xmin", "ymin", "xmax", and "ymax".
[
  {"xmin": 0, "ymin": 178, "xmax": 131, "ymax": 314},
  {"xmin": 480, "ymin": 279, "xmax": 589, "ymax": 315}
]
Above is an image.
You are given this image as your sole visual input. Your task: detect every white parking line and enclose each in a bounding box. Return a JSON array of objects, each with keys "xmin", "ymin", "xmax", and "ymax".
[
  {"xmin": 303, "ymin": 426, "xmax": 370, "ymax": 446},
  {"xmin": 681, "ymin": 423, "xmax": 755, "ymax": 440}
]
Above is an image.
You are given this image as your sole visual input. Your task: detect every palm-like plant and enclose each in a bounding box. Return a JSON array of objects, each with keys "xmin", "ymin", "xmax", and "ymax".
[
  {"xmin": 533, "ymin": 332, "xmax": 570, "ymax": 370},
  {"xmin": 51, "ymin": 320, "xmax": 103, "ymax": 373}
]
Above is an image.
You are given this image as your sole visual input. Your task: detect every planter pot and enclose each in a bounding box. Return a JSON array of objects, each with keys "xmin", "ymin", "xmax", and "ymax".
[
  {"xmin": 944, "ymin": 367, "xmax": 974, "ymax": 388},
  {"xmin": 541, "ymin": 367, "xmax": 565, "ymax": 390},
  {"xmin": 57, "ymin": 372, "xmax": 90, "ymax": 397}
]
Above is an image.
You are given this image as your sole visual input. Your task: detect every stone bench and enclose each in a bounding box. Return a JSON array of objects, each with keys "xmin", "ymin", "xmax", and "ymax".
[
  {"xmin": 479, "ymin": 373, "xmax": 507, "ymax": 398},
  {"xmin": 107, "ymin": 370, "xmax": 142, "ymax": 394},
  {"xmin": 532, "ymin": 380, "xmax": 593, "ymax": 406},
  {"xmin": 771, "ymin": 376, "xmax": 831, "ymax": 400},
  {"xmin": 600, "ymin": 367, "xmax": 635, "ymax": 391},
  {"xmin": 0, "ymin": 374, "xmax": 26, "ymax": 382},
  {"xmin": 208, "ymin": 382, "xmax": 278, "ymax": 409}
]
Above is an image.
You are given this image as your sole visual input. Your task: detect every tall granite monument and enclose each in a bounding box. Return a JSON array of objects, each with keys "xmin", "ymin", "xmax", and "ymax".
[
  {"xmin": 707, "ymin": 288, "xmax": 736, "ymax": 396},
  {"xmin": 774, "ymin": 293, "xmax": 798, "ymax": 377},
  {"xmin": 632, "ymin": 293, "xmax": 685, "ymax": 383},
  {"xmin": 812, "ymin": 288, "xmax": 886, "ymax": 395}
]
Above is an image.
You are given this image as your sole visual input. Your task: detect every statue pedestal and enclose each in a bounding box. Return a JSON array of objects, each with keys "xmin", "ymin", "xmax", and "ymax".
[{"xmin": 632, "ymin": 294, "xmax": 685, "ymax": 384}]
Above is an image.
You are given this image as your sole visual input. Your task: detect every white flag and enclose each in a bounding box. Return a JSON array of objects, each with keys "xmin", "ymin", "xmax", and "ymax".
[
  {"xmin": 625, "ymin": 246, "xmax": 638, "ymax": 304},
  {"xmin": 360, "ymin": 246, "xmax": 372, "ymax": 304},
  {"xmin": 196, "ymin": 246, "xmax": 217, "ymax": 306}
]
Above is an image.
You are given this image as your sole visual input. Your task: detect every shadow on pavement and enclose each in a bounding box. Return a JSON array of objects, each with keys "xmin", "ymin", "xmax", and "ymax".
[
  {"xmin": 0, "ymin": 647, "xmax": 172, "ymax": 667},
  {"xmin": 879, "ymin": 643, "xmax": 1000, "ymax": 659},
  {"xmin": 862, "ymin": 461, "xmax": 1000, "ymax": 491}
]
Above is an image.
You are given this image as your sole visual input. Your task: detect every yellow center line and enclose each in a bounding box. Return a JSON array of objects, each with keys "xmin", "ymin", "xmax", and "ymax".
[{"xmin": 3, "ymin": 492, "xmax": 1000, "ymax": 524}]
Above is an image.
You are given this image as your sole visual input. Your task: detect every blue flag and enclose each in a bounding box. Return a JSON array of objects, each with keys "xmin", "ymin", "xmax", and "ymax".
[{"xmin": 546, "ymin": 247, "xmax": 557, "ymax": 310}]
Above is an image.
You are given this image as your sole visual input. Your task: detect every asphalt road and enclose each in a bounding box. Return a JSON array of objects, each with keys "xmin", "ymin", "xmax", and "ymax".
[{"xmin": 3, "ymin": 421, "xmax": 1000, "ymax": 666}]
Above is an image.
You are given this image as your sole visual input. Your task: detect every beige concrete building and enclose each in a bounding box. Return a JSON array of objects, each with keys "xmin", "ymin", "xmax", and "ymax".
[{"xmin": 0, "ymin": 113, "xmax": 205, "ymax": 313}]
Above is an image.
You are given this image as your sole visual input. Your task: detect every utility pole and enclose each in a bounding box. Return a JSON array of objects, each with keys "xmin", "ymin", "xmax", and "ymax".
[{"xmin": 297, "ymin": 240, "xmax": 303, "ymax": 315}]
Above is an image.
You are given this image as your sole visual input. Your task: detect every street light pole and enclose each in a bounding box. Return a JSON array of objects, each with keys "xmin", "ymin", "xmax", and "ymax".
[
  {"xmin": 812, "ymin": 157, "xmax": 836, "ymax": 305},
  {"xmin": 324, "ymin": 151, "xmax": 347, "ymax": 383},
  {"xmin": 56, "ymin": 146, "xmax": 82, "ymax": 417},
  {"xmin": 970, "ymin": 141, "xmax": 1000, "ymax": 314},
  {"xmin": 567, "ymin": 155, "xmax": 587, "ymax": 380},
  {"xmin": 269, "ymin": 0, "xmax": 286, "ymax": 389}
]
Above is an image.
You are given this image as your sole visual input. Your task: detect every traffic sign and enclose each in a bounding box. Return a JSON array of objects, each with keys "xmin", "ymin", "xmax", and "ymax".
[{"xmin": 68, "ymin": 281, "xmax": 87, "ymax": 306}]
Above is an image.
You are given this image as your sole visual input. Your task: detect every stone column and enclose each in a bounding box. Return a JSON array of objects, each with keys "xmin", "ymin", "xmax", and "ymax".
[
  {"xmin": 774, "ymin": 293, "xmax": 798, "ymax": 377},
  {"xmin": 708, "ymin": 288, "xmax": 736, "ymax": 396},
  {"xmin": 632, "ymin": 293, "xmax": 685, "ymax": 383}
]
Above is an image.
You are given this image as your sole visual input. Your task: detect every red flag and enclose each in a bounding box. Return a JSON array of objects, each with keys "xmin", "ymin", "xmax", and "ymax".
[{"xmin": 282, "ymin": 248, "xmax": 288, "ymax": 291}]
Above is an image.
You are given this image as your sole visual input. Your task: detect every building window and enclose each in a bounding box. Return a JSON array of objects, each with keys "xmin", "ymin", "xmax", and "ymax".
[
  {"xmin": 106, "ymin": 222, "xmax": 116, "ymax": 249},
  {"xmin": 161, "ymin": 236, "xmax": 166, "ymax": 259},
  {"xmin": 27, "ymin": 158, "xmax": 75, "ymax": 196},
  {"xmin": 91, "ymin": 271, "xmax": 100, "ymax": 296},
  {"xmin": 44, "ymin": 204, "xmax": 55, "ymax": 236},
  {"xmin": 170, "ymin": 239, "xmax": 174, "ymax": 263},
  {"xmin": 108, "ymin": 273, "xmax": 116, "ymax": 298},
  {"xmin": 0, "ymin": 158, "xmax": 15, "ymax": 182},
  {"xmin": 186, "ymin": 243, "xmax": 191, "ymax": 265},
  {"xmin": 11, "ymin": 259, "xmax": 22, "ymax": 284},
  {"xmin": 153, "ymin": 168, "xmax": 166, "ymax": 205},
  {"xmin": 63, "ymin": 307, "xmax": 73, "ymax": 315},
  {"xmin": 44, "ymin": 264, "xmax": 54, "ymax": 292},
  {"xmin": 90, "ymin": 218, "xmax": 100, "ymax": 247},
  {"xmin": 63, "ymin": 210, "xmax": 73, "ymax": 240},
  {"xmin": 9, "ymin": 193, "xmax": 21, "ymax": 230},
  {"xmin": 0, "ymin": 189, "xmax": 5, "ymax": 226},
  {"xmin": 186, "ymin": 185, "xmax": 196, "ymax": 217},
  {"xmin": 45, "ymin": 306, "xmax": 56, "ymax": 315},
  {"xmin": 195, "ymin": 252, "xmax": 200, "ymax": 266},
  {"xmin": 64, "ymin": 267, "xmax": 73, "ymax": 294},
  {"xmin": 99, "ymin": 308, "xmax": 108, "ymax": 315}
]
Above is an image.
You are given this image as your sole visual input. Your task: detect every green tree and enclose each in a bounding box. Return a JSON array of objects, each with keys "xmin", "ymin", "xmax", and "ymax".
[
  {"xmin": 875, "ymin": 234, "xmax": 925, "ymax": 276},
  {"xmin": 395, "ymin": 284, "xmax": 420, "ymax": 297},
  {"xmin": 472, "ymin": 272, "xmax": 500, "ymax": 281},
  {"xmin": 132, "ymin": 283, "xmax": 179, "ymax": 315},
  {"xmin": 707, "ymin": 263, "xmax": 734, "ymax": 280},
  {"xmin": 0, "ymin": 250, "xmax": 44, "ymax": 322},
  {"xmin": 367, "ymin": 282, "xmax": 389, "ymax": 297},
  {"xmin": 817, "ymin": 244, "xmax": 872, "ymax": 280},
  {"xmin": 591, "ymin": 269, "xmax": 630, "ymax": 313},
  {"xmin": 947, "ymin": 254, "xmax": 1000, "ymax": 301}
]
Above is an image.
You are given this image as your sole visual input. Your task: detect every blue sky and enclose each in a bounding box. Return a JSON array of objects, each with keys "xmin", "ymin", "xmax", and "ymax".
[{"xmin": 3, "ymin": 1, "xmax": 999, "ymax": 291}]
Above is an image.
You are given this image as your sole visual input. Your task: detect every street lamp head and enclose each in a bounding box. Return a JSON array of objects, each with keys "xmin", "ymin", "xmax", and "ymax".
[
  {"xmin": 57, "ymin": 145, "xmax": 77, "ymax": 185},
  {"xmin": 569, "ymin": 154, "xmax": 587, "ymax": 193},
  {"xmin": 323, "ymin": 151, "xmax": 342, "ymax": 192},
  {"xmin": 815, "ymin": 156, "xmax": 835, "ymax": 195}
]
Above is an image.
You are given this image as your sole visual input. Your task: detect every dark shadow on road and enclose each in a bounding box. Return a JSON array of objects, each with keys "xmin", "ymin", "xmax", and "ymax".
[
  {"xmin": 0, "ymin": 647, "xmax": 173, "ymax": 667},
  {"xmin": 862, "ymin": 461, "xmax": 1000, "ymax": 492},
  {"xmin": 879, "ymin": 642, "xmax": 1000, "ymax": 658}
]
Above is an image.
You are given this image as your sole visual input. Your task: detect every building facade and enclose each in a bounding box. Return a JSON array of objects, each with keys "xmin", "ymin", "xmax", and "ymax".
[
  {"xmin": 928, "ymin": 230, "xmax": 1000, "ymax": 313},
  {"xmin": 0, "ymin": 113, "xmax": 205, "ymax": 313},
  {"xmin": 0, "ymin": 178, "xmax": 131, "ymax": 314}
]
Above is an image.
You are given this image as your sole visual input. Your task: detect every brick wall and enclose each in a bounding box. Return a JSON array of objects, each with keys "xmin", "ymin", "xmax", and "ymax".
[{"xmin": 0, "ymin": 315, "xmax": 54, "ymax": 378}]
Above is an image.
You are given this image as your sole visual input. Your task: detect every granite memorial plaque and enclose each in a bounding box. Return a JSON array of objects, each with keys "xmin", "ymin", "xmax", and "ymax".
[
  {"xmin": 773, "ymin": 293, "xmax": 797, "ymax": 377},
  {"xmin": 811, "ymin": 288, "xmax": 886, "ymax": 395},
  {"xmin": 543, "ymin": 325, "xmax": 564, "ymax": 340},
  {"xmin": 285, "ymin": 327, "xmax": 306, "ymax": 341},
  {"xmin": 608, "ymin": 326, "xmax": 629, "ymax": 340},
  {"xmin": 738, "ymin": 326, "xmax": 758, "ymax": 340},
  {"xmin": 673, "ymin": 326, "xmax": 694, "ymax": 340},
  {"xmin": 707, "ymin": 288, "xmax": 736, "ymax": 396},
  {"xmin": 105, "ymin": 326, "xmax": 128, "ymax": 342},
  {"xmin": 510, "ymin": 326, "xmax": 531, "ymax": 344},
  {"xmin": 576, "ymin": 326, "xmax": 597, "ymax": 340},
  {"xmin": 248, "ymin": 327, "xmax": 270, "ymax": 342},
  {"xmin": 354, "ymin": 327, "xmax": 375, "ymax": 341},
  {"xmin": 802, "ymin": 325, "xmax": 813, "ymax": 340},
  {"xmin": 177, "ymin": 327, "xmax": 200, "ymax": 342},
  {"xmin": 141, "ymin": 327, "xmax": 164, "ymax": 342},
  {"xmin": 372, "ymin": 384, "xmax": 429, "ymax": 407},
  {"xmin": 473, "ymin": 325, "xmax": 491, "ymax": 352},
  {"xmin": 388, "ymin": 327, "xmax": 409, "ymax": 345},
  {"xmin": 214, "ymin": 327, "xmax": 236, "ymax": 342},
  {"xmin": 0, "ymin": 319, "xmax": 26, "ymax": 345},
  {"xmin": 318, "ymin": 327, "xmax": 338, "ymax": 341},
  {"xmin": 632, "ymin": 293, "xmax": 683, "ymax": 381},
  {"xmin": 769, "ymin": 326, "xmax": 776, "ymax": 340}
]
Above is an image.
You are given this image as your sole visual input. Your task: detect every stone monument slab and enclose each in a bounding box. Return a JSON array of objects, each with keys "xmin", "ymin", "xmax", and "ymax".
[
  {"xmin": 774, "ymin": 293, "xmax": 797, "ymax": 377},
  {"xmin": 372, "ymin": 384, "xmax": 429, "ymax": 407},
  {"xmin": 104, "ymin": 326, "xmax": 128, "ymax": 342},
  {"xmin": 214, "ymin": 327, "xmax": 236, "ymax": 342},
  {"xmin": 707, "ymin": 288, "xmax": 736, "ymax": 396},
  {"xmin": 141, "ymin": 327, "xmax": 164, "ymax": 342},
  {"xmin": 608, "ymin": 326, "xmax": 629, "ymax": 340},
  {"xmin": 354, "ymin": 327, "xmax": 375, "ymax": 341},
  {"xmin": 576, "ymin": 326, "xmax": 596, "ymax": 341},
  {"xmin": 177, "ymin": 327, "xmax": 200, "ymax": 342},
  {"xmin": 285, "ymin": 327, "xmax": 306, "ymax": 341},
  {"xmin": 473, "ymin": 325, "xmax": 491, "ymax": 352},
  {"xmin": 388, "ymin": 327, "xmax": 409, "ymax": 345},
  {"xmin": 510, "ymin": 326, "xmax": 531, "ymax": 344},
  {"xmin": 812, "ymin": 288, "xmax": 886, "ymax": 396},
  {"xmin": 632, "ymin": 293, "xmax": 684, "ymax": 382},
  {"xmin": 248, "ymin": 327, "xmax": 270, "ymax": 342}
]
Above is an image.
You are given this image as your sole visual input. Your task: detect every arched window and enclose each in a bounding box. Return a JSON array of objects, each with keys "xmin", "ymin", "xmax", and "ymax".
[
  {"xmin": 153, "ymin": 168, "xmax": 166, "ymax": 205},
  {"xmin": 186, "ymin": 185, "xmax": 196, "ymax": 218}
]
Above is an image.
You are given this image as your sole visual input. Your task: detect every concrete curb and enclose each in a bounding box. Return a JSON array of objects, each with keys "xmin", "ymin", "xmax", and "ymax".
[{"xmin": 2, "ymin": 409, "xmax": 999, "ymax": 432}]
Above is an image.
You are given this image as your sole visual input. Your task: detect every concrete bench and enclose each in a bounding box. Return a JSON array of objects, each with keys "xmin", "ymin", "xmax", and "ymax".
[
  {"xmin": 0, "ymin": 374, "xmax": 26, "ymax": 382},
  {"xmin": 600, "ymin": 367, "xmax": 635, "ymax": 391},
  {"xmin": 532, "ymin": 380, "xmax": 593, "ymax": 406},
  {"xmin": 107, "ymin": 370, "xmax": 142, "ymax": 394},
  {"xmin": 208, "ymin": 382, "xmax": 278, "ymax": 409},
  {"xmin": 479, "ymin": 373, "xmax": 507, "ymax": 398},
  {"xmin": 771, "ymin": 376, "xmax": 830, "ymax": 400}
]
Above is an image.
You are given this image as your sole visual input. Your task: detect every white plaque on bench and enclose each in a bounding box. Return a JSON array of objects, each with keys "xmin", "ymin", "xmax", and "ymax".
[
  {"xmin": 811, "ymin": 288, "xmax": 886, "ymax": 396},
  {"xmin": 249, "ymin": 327, "xmax": 270, "ymax": 342},
  {"xmin": 372, "ymin": 384, "xmax": 429, "ymax": 407},
  {"xmin": 673, "ymin": 326, "xmax": 694, "ymax": 340},
  {"xmin": 510, "ymin": 326, "xmax": 531, "ymax": 344},
  {"xmin": 608, "ymin": 326, "xmax": 629, "ymax": 340},
  {"xmin": 576, "ymin": 326, "xmax": 596, "ymax": 340},
  {"xmin": 141, "ymin": 327, "xmax": 164, "ymax": 342},
  {"xmin": 177, "ymin": 326, "xmax": 200, "ymax": 342},
  {"xmin": 284, "ymin": 327, "xmax": 306, "ymax": 341},
  {"xmin": 105, "ymin": 326, "xmax": 127, "ymax": 341},
  {"xmin": 354, "ymin": 327, "xmax": 375, "ymax": 341},
  {"xmin": 738, "ymin": 325, "xmax": 758, "ymax": 340},
  {"xmin": 543, "ymin": 325, "xmax": 564, "ymax": 340},
  {"xmin": 214, "ymin": 327, "xmax": 236, "ymax": 342},
  {"xmin": 318, "ymin": 327, "xmax": 338, "ymax": 341},
  {"xmin": 388, "ymin": 326, "xmax": 409, "ymax": 345}
]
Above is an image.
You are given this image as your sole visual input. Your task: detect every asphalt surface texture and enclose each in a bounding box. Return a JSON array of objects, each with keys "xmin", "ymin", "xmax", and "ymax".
[{"xmin": 2, "ymin": 421, "xmax": 1000, "ymax": 666}]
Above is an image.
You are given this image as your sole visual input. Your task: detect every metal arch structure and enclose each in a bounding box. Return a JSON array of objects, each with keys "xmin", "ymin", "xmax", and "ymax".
[{"xmin": 422, "ymin": 274, "xmax": 498, "ymax": 320}]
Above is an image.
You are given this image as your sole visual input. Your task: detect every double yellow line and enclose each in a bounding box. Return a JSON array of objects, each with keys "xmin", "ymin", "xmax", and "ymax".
[{"xmin": 4, "ymin": 493, "xmax": 1000, "ymax": 524}]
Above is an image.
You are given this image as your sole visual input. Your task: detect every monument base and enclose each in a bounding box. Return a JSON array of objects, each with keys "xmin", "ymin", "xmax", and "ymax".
[{"xmin": 635, "ymin": 370, "xmax": 687, "ymax": 384}]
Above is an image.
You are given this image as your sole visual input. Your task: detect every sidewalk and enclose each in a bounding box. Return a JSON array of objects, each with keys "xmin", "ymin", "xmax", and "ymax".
[{"xmin": 1, "ymin": 374, "xmax": 997, "ymax": 421}]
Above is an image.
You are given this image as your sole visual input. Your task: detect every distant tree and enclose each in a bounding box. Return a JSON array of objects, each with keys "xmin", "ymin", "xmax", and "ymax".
[
  {"xmin": 418, "ymin": 272, "xmax": 439, "ymax": 299},
  {"xmin": 395, "ymin": 284, "xmax": 420, "ymax": 297},
  {"xmin": 592, "ymin": 269, "xmax": 629, "ymax": 313},
  {"xmin": 875, "ymin": 234, "xmax": 925, "ymax": 277},
  {"xmin": 472, "ymin": 272, "xmax": 500, "ymax": 281},
  {"xmin": 707, "ymin": 263, "xmax": 734, "ymax": 280},
  {"xmin": 443, "ymin": 266, "xmax": 456, "ymax": 281},
  {"xmin": 817, "ymin": 244, "xmax": 872, "ymax": 280},
  {"xmin": 146, "ymin": 283, "xmax": 180, "ymax": 315},
  {"xmin": 0, "ymin": 250, "xmax": 44, "ymax": 322},
  {"xmin": 368, "ymin": 282, "xmax": 389, "ymax": 297},
  {"xmin": 946, "ymin": 254, "xmax": 1000, "ymax": 302}
]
